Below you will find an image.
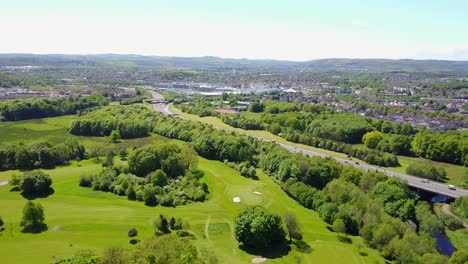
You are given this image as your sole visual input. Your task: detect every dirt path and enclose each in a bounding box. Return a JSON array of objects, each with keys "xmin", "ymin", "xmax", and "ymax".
[{"xmin": 442, "ymin": 204, "xmax": 468, "ymax": 229}]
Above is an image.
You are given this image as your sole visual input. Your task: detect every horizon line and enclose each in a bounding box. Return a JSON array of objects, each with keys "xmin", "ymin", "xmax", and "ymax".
[{"xmin": 1, "ymin": 53, "xmax": 468, "ymax": 63}]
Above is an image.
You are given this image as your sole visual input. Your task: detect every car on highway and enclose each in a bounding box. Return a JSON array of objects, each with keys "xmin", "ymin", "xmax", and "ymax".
[
  {"xmin": 421, "ymin": 179, "xmax": 430, "ymax": 183},
  {"xmin": 354, "ymin": 162, "xmax": 360, "ymax": 165},
  {"xmin": 448, "ymin": 185, "xmax": 456, "ymax": 190}
]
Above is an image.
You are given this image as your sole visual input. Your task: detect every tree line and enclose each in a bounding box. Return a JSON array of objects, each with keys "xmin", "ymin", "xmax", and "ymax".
[
  {"xmin": 0, "ymin": 94, "xmax": 108, "ymax": 121},
  {"xmin": 69, "ymin": 104, "xmax": 153, "ymax": 138},
  {"xmin": 0, "ymin": 138, "xmax": 85, "ymax": 171}
]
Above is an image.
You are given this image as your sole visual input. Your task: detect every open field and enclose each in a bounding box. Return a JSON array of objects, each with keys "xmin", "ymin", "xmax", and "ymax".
[
  {"xmin": 0, "ymin": 153, "xmax": 383, "ymax": 263},
  {"xmin": 171, "ymin": 105, "xmax": 468, "ymax": 186},
  {"xmin": 0, "ymin": 114, "xmax": 170, "ymax": 150}
]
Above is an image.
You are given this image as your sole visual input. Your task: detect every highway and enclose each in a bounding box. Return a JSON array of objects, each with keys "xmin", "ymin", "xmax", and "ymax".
[
  {"xmin": 277, "ymin": 142, "xmax": 468, "ymax": 198},
  {"xmin": 147, "ymin": 91, "xmax": 468, "ymax": 198}
]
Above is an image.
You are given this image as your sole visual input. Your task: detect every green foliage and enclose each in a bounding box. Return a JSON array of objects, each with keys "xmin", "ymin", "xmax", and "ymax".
[
  {"xmin": 0, "ymin": 94, "xmax": 108, "ymax": 122},
  {"xmin": 0, "ymin": 138, "xmax": 85, "ymax": 171},
  {"xmin": 332, "ymin": 218, "xmax": 346, "ymax": 233},
  {"xmin": 128, "ymin": 227, "xmax": 138, "ymax": 237},
  {"xmin": 414, "ymin": 202, "xmax": 442, "ymax": 235},
  {"xmin": 20, "ymin": 201, "xmax": 46, "ymax": 233},
  {"xmin": 129, "ymin": 235, "xmax": 217, "ymax": 264},
  {"xmin": 142, "ymin": 185, "xmax": 158, "ymax": 206},
  {"xmin": 306, "ymin": 114, "xmax": 373, "ymax": 144},
  {"xmin": 51, "ymin": 249, "xmax": 99, "ymax": 264},
  {"xmin": 362, "ymin": 131, "xmax": 383, "ymax": 149},
  {"xmin": 151, "ymin": 169, "xmax": 168, "ymax": 187},
  {"xmin": 406, "ymin": 163, "xmax": 447, "ymax": 181},
  {"xmin": 370, "ymin": 179, "xmax": 415, "ymax": 220},
  {"xmin": 220, "ymin": 114, "xmax": 263, "ymax": 130},
  {"xmin": 108, "ymin": 130, "xmax": 121, "ymax": 143},
  {"xmin": 69, "ymin": 105, "xmax": 153, "ymax": 138},
  {"xmin": 17, "ymin": 171, "xmax": 53, "ymax": 196},
  {"xmin": 248, "ymin": 101, "xmax": 264, "ymax": 112},
  {"xmin": 154, "ymin": 214, "xmax": 170, "ymax": 234},
  {"xmin": 412, "ymin": 130, "xmax": 466, "ymax": 166},
  {"xmin": 127, "ymin": 143, "xmax": 187, "ymax": 177},
  {"xmin": 234, "ymin": 207, "xmax": 286, "ymax": 250},
  {"xmin": 449, "ymin": 250, "xmax": 468, "ymax": 264},
  {"xmin": 439, "ymin": 214, "xmax": 464, "ymax": 230},
  {"xmin": 283, "ymin": 211, "xmax": 302, "ymax": 241},
  {"xmin": 452, "ymin": 196, "xmax": 468, "ymax": 220}
]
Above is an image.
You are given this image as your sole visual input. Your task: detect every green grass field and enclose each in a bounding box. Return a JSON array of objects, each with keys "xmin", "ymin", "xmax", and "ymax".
[
  {"xmin": 0, "ymin": 156, "xmax": 384, "ymax": 264},
  {"xmin": 0, "ymin": 115, "xmax": 170, "ymax": 151},
  {"xmin": 171, "ymin": 105, "xmax": 468, "ymax": 186},
  {"xmin": 0, "ymin": 115, "xmax": 384, "ymax": 263}
]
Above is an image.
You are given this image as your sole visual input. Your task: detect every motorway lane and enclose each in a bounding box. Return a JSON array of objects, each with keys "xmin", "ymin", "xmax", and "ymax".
[{"xmin": 278, "ymin": 142, "xmax": 468, "ymax": 198}]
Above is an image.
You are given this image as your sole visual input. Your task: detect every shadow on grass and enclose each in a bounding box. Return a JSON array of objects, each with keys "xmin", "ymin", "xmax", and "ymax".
[
  {"xmin": 359, "ymin": 251, "xmax": 368, "ymax": 256},
  {"xmin": 337, "ymin": 235, "xmax": 352, "ymax": 244},
  {"xmin": 21, "ymin": 188, "xmax": 55, "ymax": 200},
  {"xmin": 21, "ymin": 224, "xmax": 48, "ymax": 234},
  {"xmin": 293, "ymin": 240, "xmax": 312, "ymax": 254},
  {"xmin": 239, "ymin": 239, "xmax": 291, "ymax": 259}
]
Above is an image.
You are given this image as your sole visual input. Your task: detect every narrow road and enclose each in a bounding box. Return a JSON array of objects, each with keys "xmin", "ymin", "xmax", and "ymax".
[
  {"xmin": 148, "ymin": 91, "xmax": 468, "ymax": 198},
  {"xmin": 441, "ymin": 204, "xmax": 468, "ymax": 229}
]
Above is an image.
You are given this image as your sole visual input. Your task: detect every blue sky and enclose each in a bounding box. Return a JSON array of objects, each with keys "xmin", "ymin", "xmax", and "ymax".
[{"xmin": 1, "ymin": 0, "xmax": 468, "ymax": 60}]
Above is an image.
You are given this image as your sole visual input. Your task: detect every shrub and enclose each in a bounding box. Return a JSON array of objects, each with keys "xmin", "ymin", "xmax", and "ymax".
[
  {"xmin": 18, "ymin": 171, "xmax": 52, "ymax": 196},
  {"xmin": 128, "ymin": 227, "xmax": 138, "ymax": 237},
  {"xmin": 79, "ymin": 175, "xmax": 92, "ymax": 187}
]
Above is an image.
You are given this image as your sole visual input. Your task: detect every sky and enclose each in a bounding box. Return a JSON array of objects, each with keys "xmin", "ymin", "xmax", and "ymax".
[{"xmin": 1, "ymin": 0, "xmax": 468, "ymax": 61}]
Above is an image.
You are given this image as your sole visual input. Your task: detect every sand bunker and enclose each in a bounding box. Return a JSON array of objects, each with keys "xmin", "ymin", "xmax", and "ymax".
[
  {"xmin": 233, "ymin": 197, "xmax": 241, "ymax": 203},
  {"xmin": 253, "ymin": 191, "xmax": 262, "ymax": 195},
  {"xmin": 0, "ymin": 180, "xmax": 8, "ymax": 186},
  {"xmin": 252, "ymin": 257, "xmax": 267, "ymax": 263}
]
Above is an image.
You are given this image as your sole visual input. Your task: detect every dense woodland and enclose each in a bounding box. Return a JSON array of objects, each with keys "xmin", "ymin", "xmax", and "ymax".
[
  {"xmin": 69, "ymin": 105, "xmax": 153, "ymax": 138},
  {"xmin": 0, "ymin": 138, "xmax": 85, "ymax": 171},
  {"xmin": 0, "ymin": 94, "xmax": 108, "ymax": 121},
  {"xmin": 175, "ymin": 98, "xmax": 467, "ymax": 167}
]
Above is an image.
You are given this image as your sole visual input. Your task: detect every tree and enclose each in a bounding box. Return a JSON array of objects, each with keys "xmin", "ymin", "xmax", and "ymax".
[
  {"xmin": 154, "ymin": 214, "xmax": 170, "ymax": 234},
  {"xmin": 20, "ymin": 201, "xmax": 46, "ymax": 233},
  {"xmin": 449, "ymin": 250, "xmax": 468, "ymax": 264},
  {"xmin": 332, "ymin": 218, "xmax": 346, "ymax": 234},
  {"xmin": 151, "ymin": 169, "xmax": 168, "ymax": 187},
  {"xmin": 119, "ymin": 148, "xmax": 128, "ymax": 160},
  {"xmin": 100, "ymin": 247, "xmax": 127, "ymax": 264},
  {"xmin": 362, "ymin": 131, "xmax": 383, "ymax": 149},
  {"xmin": 169, "ymin": 217, "xmax": 176, "ymax": 230},
  {"xmin": 283, "ymin": 211, "xmax": 301, "ymax": 242},
  {"xmin": 142, "ymin": 186, "xmax": 157, "ymax": 206},
  {"xmin": 18, "ymin": 171, "xmax": 52, "ymax": 196},
  {"xmin": 125, "ymin": 184, "xmax": 136, "ymax": 201},
  {"xmin": 128, "ymin": 227, "xmax": 138, "ymax": 237},
  {"xmin": 109, "ymin": 130, "xmax": 121, "ymax": 143},
  {"xmin": 101, "ymin": 151, "xmax": 115, "ymax": 167},
  {"xmin": 234, "ymin": 207, "xmax": 285, "ymax": 250}
]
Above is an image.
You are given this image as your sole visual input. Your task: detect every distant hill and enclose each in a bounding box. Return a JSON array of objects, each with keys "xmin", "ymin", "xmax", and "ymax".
[{"xmin": 1, "ymin": 54, "xmax": 468, "ymax": 72}]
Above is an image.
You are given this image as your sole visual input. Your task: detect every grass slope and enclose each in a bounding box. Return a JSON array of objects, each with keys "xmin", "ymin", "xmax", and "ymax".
[
  {"xmin": 0, "ymin": 155, "xmax": 383, "ymax": 263},
  {"xmin": 171, "ymin": 105, "xmax": 468, "ymax": 186},
  {"xmin": 0, "ymin": 114, "xmax": 169, "ymax": 150}
]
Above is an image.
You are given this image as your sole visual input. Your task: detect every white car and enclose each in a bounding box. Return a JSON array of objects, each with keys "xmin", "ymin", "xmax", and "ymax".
[{"xmin": 448, "ymin": 185, "xmax": 456, "ymax": 190}]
